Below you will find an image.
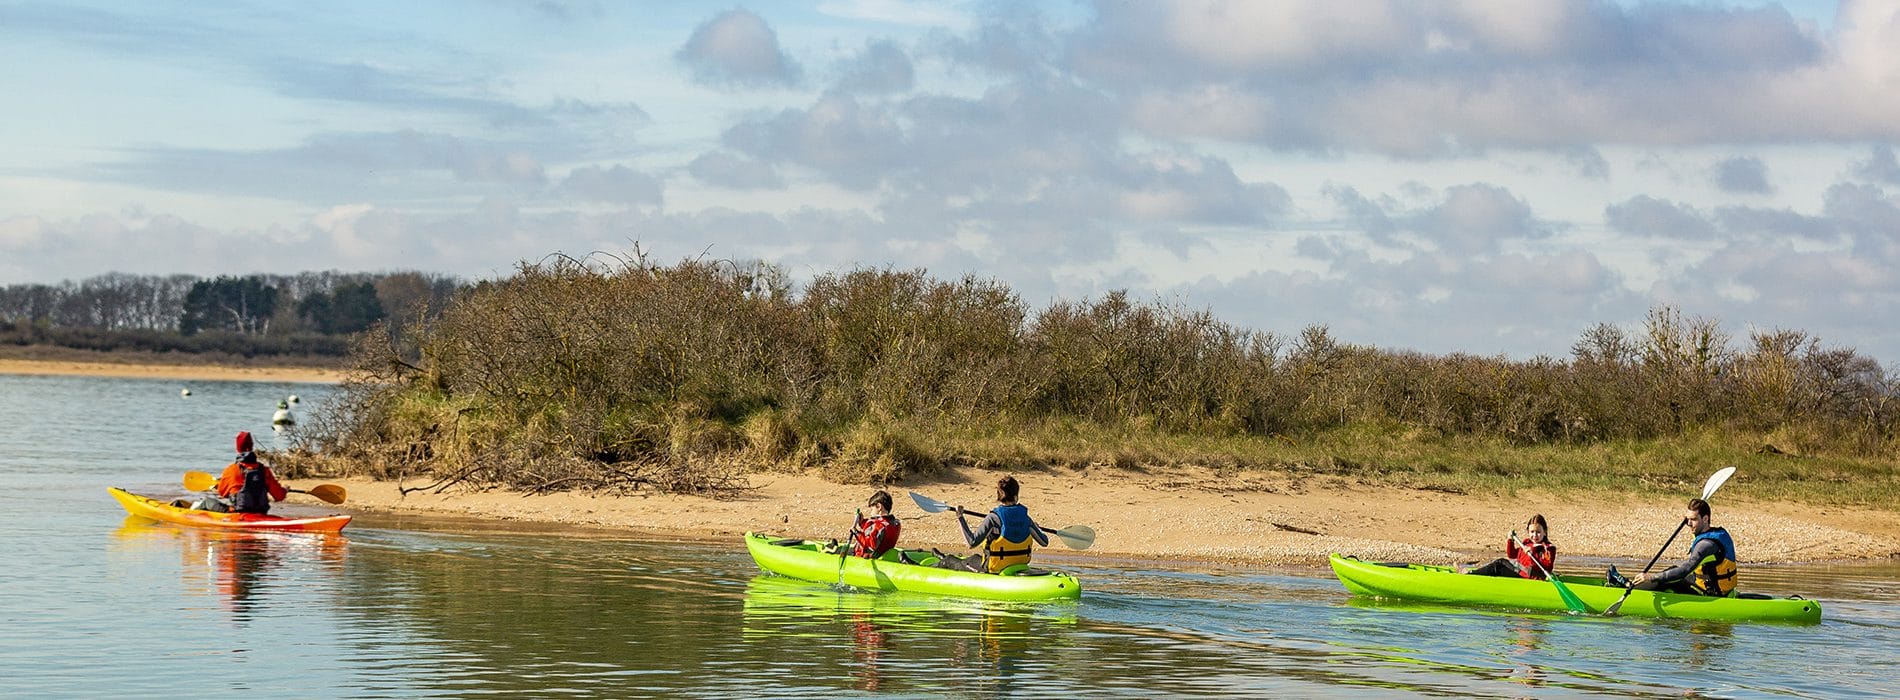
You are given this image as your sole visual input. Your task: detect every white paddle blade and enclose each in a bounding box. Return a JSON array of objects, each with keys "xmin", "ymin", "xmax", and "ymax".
[
  {"xmin": 1053, "ymin": 525, "xmax": 1096, "ymax": 550},
  {"xmin": 908, "ymin": 491, "xmax": 952, "ymax": 514},
  {"xmin": 1702, "ymin": 466, "xmax": 1737, "ymax": 500}
]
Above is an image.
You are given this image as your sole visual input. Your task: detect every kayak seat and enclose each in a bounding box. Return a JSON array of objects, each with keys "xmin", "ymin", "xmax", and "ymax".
[
  {"xmin": 1737, "ymin": 593, "xmax": 1774, "ymax": 600},
  {"xmin": 770, "ymin": 538, "xmax": 806, "ymax": 547}
]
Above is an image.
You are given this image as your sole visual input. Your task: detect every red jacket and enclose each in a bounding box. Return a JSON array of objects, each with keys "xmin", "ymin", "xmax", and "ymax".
[
  {"xmin": 1508, "ymin": 537, "xmax": 1557, "ymax": 580},
  {"xmin": 216, "ymin": 461, "xmax": 288, "ymax": 502},
  {"xmin": 851, "ymin": 514, "xmax": 901, "ymax": 558}
]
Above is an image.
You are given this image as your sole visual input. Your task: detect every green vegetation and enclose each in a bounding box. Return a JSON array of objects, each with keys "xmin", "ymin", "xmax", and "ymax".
[{"xmin": 298, "ymin": 252, "xmax": 1900, "ymax": 507}]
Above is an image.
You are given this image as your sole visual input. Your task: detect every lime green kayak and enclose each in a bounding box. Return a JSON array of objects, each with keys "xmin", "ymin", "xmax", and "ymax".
[
  {"xmin": 744, "ymin": 532, "xmax": 1081, "ymax": 601},
  {"xmin": 1330, "ymin": 554, "xmax": 1821, "ymax": 623}
]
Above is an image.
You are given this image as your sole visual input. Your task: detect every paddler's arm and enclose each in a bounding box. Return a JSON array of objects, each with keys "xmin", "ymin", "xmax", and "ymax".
[{"xmin": 1638, "ymin": 538, "xmax": 1720, "ymax": 585}]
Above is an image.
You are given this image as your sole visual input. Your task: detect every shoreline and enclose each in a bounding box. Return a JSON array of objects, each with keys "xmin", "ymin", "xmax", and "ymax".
[
  {"xmin": 0, "ymin": 357, "xmax": 346, "ymax": 384},
  {"xmin": 322, "ymin": 464, "xmax": 1900, "ymax": 568}
]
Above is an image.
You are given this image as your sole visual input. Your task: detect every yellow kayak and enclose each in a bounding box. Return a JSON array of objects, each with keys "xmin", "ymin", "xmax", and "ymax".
[{"xmin": 108, "ymin": 487, "xmax": 352, "ymax": 533}]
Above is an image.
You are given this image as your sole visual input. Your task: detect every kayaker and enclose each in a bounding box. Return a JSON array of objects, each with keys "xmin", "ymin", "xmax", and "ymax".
[
  {"xmin": 848, "ymin": 490, "xmax": 902, "ymax": 559},
  {"xmin": 955, "ymin": 475, "xmax": 1048, "ymax": 574},
  {"xmin": 211, "ymin": 431, "xmax": 288, "ymax": 514},
  {"xmin": 1461, "ymin": 514, "xmax": 1557, "ymax": 580},
  {"xmin": 1630, "ymin": 497, "xmax": 1737, "ymax": 596}
]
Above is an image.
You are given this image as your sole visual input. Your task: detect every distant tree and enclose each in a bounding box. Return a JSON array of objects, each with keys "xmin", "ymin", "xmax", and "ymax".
[
  {"xmin": 180, "ymin": 276, "xmax": 278, "ymax": 335},
  {"xmin": 298, "ymin": 281, "xmax": 386, "ymax": 334}
]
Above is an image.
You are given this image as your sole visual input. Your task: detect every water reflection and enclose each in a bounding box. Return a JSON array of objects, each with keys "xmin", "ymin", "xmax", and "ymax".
[{"xmin": 113, "ymin": 516, "xmax": 348, "ymax": 622}]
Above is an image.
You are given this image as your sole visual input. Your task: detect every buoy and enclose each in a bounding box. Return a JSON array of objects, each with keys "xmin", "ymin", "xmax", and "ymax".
[
  {"xmin": 287, "ymin": 394, "xmax": 300, "ymax": 405},
  {"xmin": 181, "ymin": 388, "xmax": 191, "ymax": 397},
  {"xmin": 272, "ymin": 400, "xmax": 295, "ymax": 426}
]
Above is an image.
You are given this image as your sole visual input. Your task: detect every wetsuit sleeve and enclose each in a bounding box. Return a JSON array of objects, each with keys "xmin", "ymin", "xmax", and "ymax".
[
  {"xmin": 1655, "ymin": 538, "xmax": 1721, "ymax": 583},
  {"xmin": 1029, "ymin": 515, "xmax": 1048, "ymax": 546},
  {"xmin": 961, "ymin": 512, "xmax": 1001, "ymax": 547}
]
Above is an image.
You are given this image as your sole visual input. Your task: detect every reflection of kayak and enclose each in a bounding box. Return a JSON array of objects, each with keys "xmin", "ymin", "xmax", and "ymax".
[
  {"xmin": 745, "ymin": 532, "xmax": 1081, "ymax": 601},
  {"xmin": 1330, "ymin": 554, "xmax": 1821, "ymax": 623},
  {"xmin": 107, "ymin": 487, "xmax": 352, "ymax": 533}
]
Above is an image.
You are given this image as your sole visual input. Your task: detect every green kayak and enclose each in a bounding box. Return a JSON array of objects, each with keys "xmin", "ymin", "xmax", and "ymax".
[
  {"xmin": 744, "ymin": 532, "xmax": 1081, "ymax": 601},
  {"xmin": 1330, "ymin": 554, "xmax": 1821, "ymax": 623}
]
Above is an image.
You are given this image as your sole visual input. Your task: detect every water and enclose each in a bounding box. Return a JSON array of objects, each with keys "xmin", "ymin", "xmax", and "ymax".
[{"xmin": 2, "ymin": 373, "xmax": 1897, "ymax": 697}]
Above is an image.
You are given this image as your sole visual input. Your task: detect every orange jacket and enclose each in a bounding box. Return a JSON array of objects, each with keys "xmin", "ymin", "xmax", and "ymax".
[{"xmin": 216, "ymin": 461, "xmax": 288, "ymax": 502}]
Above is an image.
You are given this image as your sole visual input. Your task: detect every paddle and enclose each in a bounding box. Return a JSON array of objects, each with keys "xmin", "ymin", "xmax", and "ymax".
[
  {"xmin": 907, "ymin": 491, "xmax": 1096, "ymax": 550},
  {"xmin": 183, "ymin": 470, "xmax": 348, "ymax": 505},
  {"xmin": 1510, "ymin": 529, "xmax": 1589, "ymax": 614},
  {"xmin": 1602, "ymin": 466, "xmax": 1736, "ymax": 616}
]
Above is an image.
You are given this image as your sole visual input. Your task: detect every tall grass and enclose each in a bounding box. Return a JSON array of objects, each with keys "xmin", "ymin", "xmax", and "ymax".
[{"xmin": 297, "ymin": 251, "xmax": 1900, "ymax": 504}]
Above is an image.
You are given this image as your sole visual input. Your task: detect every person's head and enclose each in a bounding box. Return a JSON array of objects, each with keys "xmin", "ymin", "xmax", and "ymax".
[
  {"xmin": 995, "ymin": 476, "xmax": 1021, "ymax": 504},
  {"xmin": 235, "ymin": 431, "xmax": 254, "ymax": 454},
  {"xmin": 1525, "ymin": 513, "xmax": 1549, "ymax": 542},
  {"xmin": 866, "ymin": 490, "xmax": 893, "ymax": 515},
  {"xmin": 1686, "ymin": 497, "xmax": 1712, "ymax": 533}
]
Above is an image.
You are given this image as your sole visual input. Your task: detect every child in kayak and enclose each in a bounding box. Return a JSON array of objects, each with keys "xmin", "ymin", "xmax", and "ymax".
[
  {"xmin": 955, "ymin": 475, "xmax": 1049, "ymax": 574},
  {"xmin": 1462, "ymin": 514, "xmax": 1557, "ymax": 580},
  {"xmin": 847, "ymin": 490, "xmax": 902, "ymax": 559}
]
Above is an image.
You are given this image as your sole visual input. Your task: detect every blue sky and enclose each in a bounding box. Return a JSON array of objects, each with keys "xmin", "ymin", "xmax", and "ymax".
[{"xmin": 4, "ymin": 0, "xmax": 1898, "ymax": 362}]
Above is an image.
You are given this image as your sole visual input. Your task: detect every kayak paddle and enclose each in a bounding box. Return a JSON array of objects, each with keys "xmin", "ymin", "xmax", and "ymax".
[
  {"xmin": 1510, "ymin": 529, "xmax": 1589, "ymax": 614},
  {"xmin": 908, "ymin": 491, "xmax": 1096, "ymax": 550},
  {"xmin": 1603, "ymin": 465, "xmax": 1736, "ymax": 616},
  {"xmin": 183, "ymin": 470, "xmax": 349, "ymax": 505}
]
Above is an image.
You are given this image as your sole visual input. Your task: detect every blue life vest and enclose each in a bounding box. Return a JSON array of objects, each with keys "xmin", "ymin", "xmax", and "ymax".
[
  {"xmin": 993, "ymin": 504, "xmax": 1033, "ymax": 543},
  {"xmin": 1689, "ymin": 527, "xmax": 1738, "ymax": 596},
  {"xmin": 984, "ymin": 504, "xmax": 1035, "ymax": 573}
]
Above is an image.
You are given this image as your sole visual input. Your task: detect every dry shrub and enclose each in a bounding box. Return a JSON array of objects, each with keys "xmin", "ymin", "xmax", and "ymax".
[{"xmin": 824, "ymin": 421, "xmax": 936, "ymax": 485}]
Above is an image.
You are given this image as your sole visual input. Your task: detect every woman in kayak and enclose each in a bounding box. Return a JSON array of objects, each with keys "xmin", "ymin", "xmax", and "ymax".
[
  {"xmin": 211, "ymin": 431, "xmax": 288, "ymax": 514},
  {"xmin": 847, "ymin": 490, "xmax": 902, "ymax": 559},
  {"xmin": 955, "ymin": 475, "xmax": 1048, "ymax": 574},
  {"xmin": 1630, "ymin": 497, "xmax": 1737, "ymax": 596},
  {"xmin": 1462, "ymin": 514, "xmax": 1556, "ymax": 580}
]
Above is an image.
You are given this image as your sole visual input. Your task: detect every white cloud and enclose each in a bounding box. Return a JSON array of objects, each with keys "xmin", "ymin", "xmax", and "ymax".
[{"xmin": 675, "ymin": 9, "xmax": 803, "ymax": 89}]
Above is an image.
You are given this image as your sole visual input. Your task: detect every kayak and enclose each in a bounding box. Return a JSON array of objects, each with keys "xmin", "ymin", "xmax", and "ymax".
[
  {"xmin": 1330, "ymin": 553, "xmax": 1821, "ymax": 623},
  {"xmin": 108, "ymin": 487, "xmax": 352, "ymax": 533},
  {"xmin": 744, "ymin": 532, "xmax": 1081, "ymax": 601}
]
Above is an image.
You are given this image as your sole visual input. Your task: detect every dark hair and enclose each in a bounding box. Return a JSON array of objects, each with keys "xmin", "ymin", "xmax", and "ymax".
[
  {"xmin": 1527, "ymin": 513, "xmax": 1548, "ymax": 531},
  {"xmin": 996, "ymin": 475, "xmax": 1020, "ymax": 503},
  {"xmin": 866, "ymin": 490, "xmax": 893, "ymax": 512},
  {"xmin": 1687, "ymin": 498, "xmax": 1711, "ymax": 518}
]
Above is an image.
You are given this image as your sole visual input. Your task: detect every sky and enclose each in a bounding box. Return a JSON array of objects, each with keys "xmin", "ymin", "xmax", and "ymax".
[{"xmin": 3, "ymin": 0, "xmax": 1898, "ymax": 362}]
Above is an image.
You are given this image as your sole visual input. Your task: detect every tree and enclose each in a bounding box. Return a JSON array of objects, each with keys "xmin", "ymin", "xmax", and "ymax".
[
  {"xmin": 180, "ymin": 276, "xmax": 278, "ymax": 335},
  {"xmin": 298, "ymin": 282, "xmax": 387, "ymax": 334}
]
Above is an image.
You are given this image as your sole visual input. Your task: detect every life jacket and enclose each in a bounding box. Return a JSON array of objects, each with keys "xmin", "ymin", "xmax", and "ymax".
[
  {"xmin": 1689, "ymin": 527, "xmax": 1738, "ymax": 596},
  {"xmin": 983, "ymin": 504, "xmax": 1034, "ymax": 574},
  {"xmin": 1510, "ymin": 539, "xmax": 1557, "ymax": 580},
  {"xmin": 232, "ymin": 462, "xmax": 272, "ymax": 514},
  {"xmin": 851, "ymin": 515, "xmax": 901, "ymax": 558}
]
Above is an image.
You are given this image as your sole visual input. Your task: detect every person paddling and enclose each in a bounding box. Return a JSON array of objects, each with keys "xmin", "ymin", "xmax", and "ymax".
[
  {"xmin": 207, "ymin": 431, "xmax": 288, "ymax": 514},
  {"xmin": 847, "ymin": 490, "xmax": 902, "ymax": 559},
  {"xmin": 1629, "ymin": 497, "xmax": 1738, "ymax": 596},
  {"xmin": 954, "ymin": 475, "xmax": 1048, "ymax": 574},
  {"xmin": 1462, "ymin": 514, "xmax": 1557, "ymax": 580}
]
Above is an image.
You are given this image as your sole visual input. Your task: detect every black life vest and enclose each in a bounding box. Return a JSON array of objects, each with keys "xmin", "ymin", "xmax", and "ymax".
[{"xmin": 233, "ymin": 463, "xmax": 272, "ymax": 514}]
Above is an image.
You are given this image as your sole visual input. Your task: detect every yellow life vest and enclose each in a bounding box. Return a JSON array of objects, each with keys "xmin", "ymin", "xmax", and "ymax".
[
  {"xmin": 984, "ymin": 533, "xmax": 1033, "ymax": 573},
  {"xmin": 1690, "ymin": 527, "xmax": 1739, "ymax": 596}
]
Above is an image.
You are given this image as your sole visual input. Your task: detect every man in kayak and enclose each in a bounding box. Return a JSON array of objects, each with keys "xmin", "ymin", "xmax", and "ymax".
[
  {"xmin": 848, "ymin": 490, "xmax": 902, "ymax": 559},
  {"xmin": 1630, "ymin": 497, "xmax": 1738, "ymax": 596},
  {"xmin": 209, "ymin": 431, "xmax": 289, "ymax": 514},
  {"xmin": 954, "ymin": 475, "xmax": 1048, "ymax": 574},
  {"xmin": 1461, "ymin": 514, "xmax": 1557, "ymax": 579}
]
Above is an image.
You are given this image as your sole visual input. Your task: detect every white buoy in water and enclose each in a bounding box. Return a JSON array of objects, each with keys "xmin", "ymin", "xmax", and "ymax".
[
  {"xmin": 272, "ymin": 400, "xmax": 295, "ymax": 426},
  {"xmin": 181, "ymin": 388, "xmax": 192, "ymax": 397},
  {"xmin": 287, "ymin": 394, "xmax": 300, "ymax": 405}
]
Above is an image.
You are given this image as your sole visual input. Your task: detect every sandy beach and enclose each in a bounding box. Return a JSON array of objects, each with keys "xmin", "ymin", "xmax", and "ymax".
[
  {"xmin": 326, "ymin": 464, "xmax": 1900, "ymax": 567},
  {"xmin": 0, "ymin": 357, "xmax": 346, "ymax": 384}
]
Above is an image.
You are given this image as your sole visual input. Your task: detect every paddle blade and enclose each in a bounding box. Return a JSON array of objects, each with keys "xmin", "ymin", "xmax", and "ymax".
[
  {"xmin": 303, "ymin": 484, "xmax": 348, "ymax": 505},
  {"xmin": 908, "ymin": 491, "xmax": 953, "ymax": 515},
  {"xmin": 1702, "ymin": 466, "xmax": 1737, "ymax": 500},
  {"xmin": 1051, "ymin": 524, "xmax": 1096, "ymax": 550},
  {"xmin": 182, "ymin": 470, "xmax": 217, "ymax": 491},
  {"xmin": 1550, "ymin": 576, "xmax": 1591, "ymax": 614},
  {"xmin": 1603, "ymin": 590, "xmax": 1631, "ymax": 616}
]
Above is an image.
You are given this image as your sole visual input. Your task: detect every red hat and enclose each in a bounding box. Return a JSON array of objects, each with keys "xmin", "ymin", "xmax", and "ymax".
[{"xmin": 235, "ymin": 431, "xmax": 254, "ymax": 453}]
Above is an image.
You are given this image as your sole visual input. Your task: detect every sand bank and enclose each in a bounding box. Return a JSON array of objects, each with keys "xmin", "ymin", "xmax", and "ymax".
[
  {"xmin": 0, "ymin": 358, "xmax": 345, "ymax": 384},
  {"xmin": 325, "ymin": 465, "xmax": 1900, "ymax": 567}
]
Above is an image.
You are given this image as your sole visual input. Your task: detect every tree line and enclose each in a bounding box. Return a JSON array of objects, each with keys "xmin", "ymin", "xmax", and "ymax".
[
  {"xmin": 304, "ymin": 252, "xmax": 1899, "ymax": 494},
  {"xmin": 0, "ymin": 270, "xmax": 461, "ymax": 357}
]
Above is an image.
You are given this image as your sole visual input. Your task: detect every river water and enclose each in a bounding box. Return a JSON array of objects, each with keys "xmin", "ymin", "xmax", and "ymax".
[{"xmin": 1, "ymin": 373, "xmax": 1896, "ymax": 697}]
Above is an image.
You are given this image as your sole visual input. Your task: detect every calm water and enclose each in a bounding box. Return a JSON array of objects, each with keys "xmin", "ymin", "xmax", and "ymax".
[{"xmin": 1, "ymin": 373, "xmax": 1897, "ymax": 698}]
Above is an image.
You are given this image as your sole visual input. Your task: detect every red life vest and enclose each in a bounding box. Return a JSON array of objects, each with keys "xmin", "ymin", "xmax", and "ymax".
[
  {"xmin": 1509, "ymin": 538, "xmax": 1557, "ymax": 580},
  {"xmin": 851, "ymin": 515, "xmax": 901, "ymax": 558}
]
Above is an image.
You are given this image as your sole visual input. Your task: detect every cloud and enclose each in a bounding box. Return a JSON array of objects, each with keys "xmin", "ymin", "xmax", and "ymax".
[
  {"xmin": 1852, "ymin": 144, "xmax": 1900, "ymax": 185},
  {"xmin": 1713, "ymin": 156, "xmax": 1773, "ymax": 194},
  {"xmin": 1605, "ymin": 195, "xmax": 1719, "ymax": 240},
  {"xmin": 676, "ymin": 9, "xmax": 803, "ymax": 89},
  {"xmin": 687, "ymin": 150, "xmax": 785, "ymax": 190},
  {"xmin": 834, "ymin": 39, "xmax": 914, "ymax": 94},
  {"xmin": 558, "ymin": 165, "xmax": 663, "ymax": 206}
]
